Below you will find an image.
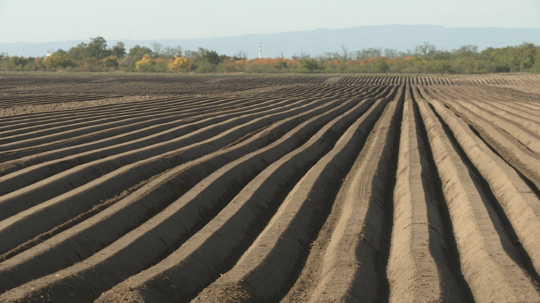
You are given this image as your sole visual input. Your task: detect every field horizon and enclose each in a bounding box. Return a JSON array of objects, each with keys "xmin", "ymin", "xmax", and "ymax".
[{"xmin": 1, "ymin": 74, "xmax": 540, "ymax": 302}]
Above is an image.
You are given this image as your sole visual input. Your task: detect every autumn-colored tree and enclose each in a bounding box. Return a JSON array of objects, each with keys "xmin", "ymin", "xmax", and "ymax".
[
  {"xmin": 129, "ymin": 45, "xmax": 153, "ymax": 62},
  {"xmin": 103, "ymin": 56, "xmax": 119, "ymax": 68},
  {"xmin": 168, "ymin": 57, "xmax": 190, "ymax": 72},
  {"xmin": 136, "ymin": 54, "xmax": 155, "ymax": 70}
]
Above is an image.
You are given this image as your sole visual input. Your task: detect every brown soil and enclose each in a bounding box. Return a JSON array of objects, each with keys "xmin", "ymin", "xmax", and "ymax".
[{"xmin": 1, "ymin": 74, "xmax": 540, "ymax": 303}]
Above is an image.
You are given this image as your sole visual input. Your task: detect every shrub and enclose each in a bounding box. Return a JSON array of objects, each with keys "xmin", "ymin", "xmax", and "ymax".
[
  {"xmin": 120, "ymin": 55, "xmax": 134, "ymax": 66},
  {"xmin": 203, "ymin": 50, "xmax": 222, "ymax": 65},
  {"xmin": 377, "ymin": 58, "xmax": 389, "ymax": 73},
  {"xmin": 10, "ymin": 56, "xmax": 27, "ymax": 67},
  {"xmin": 276, "ymin": 60, "xmax": 288, "ymax": 70},
  {"xmin": 83, "ymin": 57, "xmax": 102, "ymax": 72},
  {"xmin": 195, "ymin": 61, "xmax": 216, "ymax": 73},
  {"xmin": 34, "ymin": 58, "xmax": 44, "ymax": 69},
  {"xmin": 531, "ymin": 63, "xmax": 540, "ymax": 74},
  {"xmin": 168, "ymin": 57, "xmax": 190, "ymax": 72},
  {"xmin": 246, "ymin": 64, "xmax": 271, "ymax": 73},
  {"xmin": 103, "ymin": 56, "xmax": 119, "ymax": 68},
  {"xmin": 221, "ymin": 60, "xmax": 245, "ymax": 73},
  {"xmin": 434, "ymin": 61, "xmax": 451, "ymax": 73},
  {"xmin": 136, "ymin": 54, "xmax": 155, "ymax": 71},
  {"xmin": 300, "ymin": 59, "xmax": 319, "ymax": 72},
  {"xmin": 44, "ymin": 54, "xmax": 74, "ymax": 70}
]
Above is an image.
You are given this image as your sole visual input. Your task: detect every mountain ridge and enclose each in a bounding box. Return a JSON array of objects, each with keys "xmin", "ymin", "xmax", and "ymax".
[{"xmin": 2, "ymin": 24, "xmax": 540, "ymax": 58}]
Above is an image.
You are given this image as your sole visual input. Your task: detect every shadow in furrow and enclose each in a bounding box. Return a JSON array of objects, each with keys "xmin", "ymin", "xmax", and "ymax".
[
  {"xmin": 266, "ymin": 96, "xmax": 398, "ymax": 302},
  {"xmin": 188, "ymin": 154, "xmax": 321, "ymax": 303},
  {"xmin": 184, "ymin": 88, "xmax": 399, "ymax": 303},
  {"xmin": 411, "ymin": 93, "xmax": 475, "ymax": 302},
  {"xmin": 371, "ymin": 86, "xmax": 403, "ymax": 303},
  {"xmin": 426, "ymin": 100, "xmax": 540, "ymax": 287},
  {"xmin": 466, "ymin": 123, "xmax": 540, "ymax": 202},
  {"xmin": 272, "ymin": 169, "xmax": 353, "ymax": 303},
  {"xmin": 281, "ymin": 86, "xmax": 404, "ymax": 303}
]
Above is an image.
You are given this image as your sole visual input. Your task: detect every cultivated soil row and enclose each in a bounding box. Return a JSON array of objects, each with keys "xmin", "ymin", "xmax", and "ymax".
[{"xmin": 1, "ymin": 75, "xmax": 540, "ymax": 302}]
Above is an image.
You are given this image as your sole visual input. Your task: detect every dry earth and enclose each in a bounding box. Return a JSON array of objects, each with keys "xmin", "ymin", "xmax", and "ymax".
[{"xmin": 1, "ymin": 74, "xmax": 540, "ymax": 302}]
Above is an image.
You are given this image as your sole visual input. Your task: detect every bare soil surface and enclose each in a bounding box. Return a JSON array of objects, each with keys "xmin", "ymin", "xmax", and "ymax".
[
  {"xmin": 490, "ymin": 84, "xmax": 540, "ymax": 95},
  {"xmin": 1, "ymin": 74, "xmax": 540, "ymax": 302}
]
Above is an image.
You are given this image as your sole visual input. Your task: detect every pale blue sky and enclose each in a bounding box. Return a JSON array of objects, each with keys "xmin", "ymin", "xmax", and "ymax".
[{"xmin": 1, "ymin": 0, "xmax": 539, "ymax": 43}]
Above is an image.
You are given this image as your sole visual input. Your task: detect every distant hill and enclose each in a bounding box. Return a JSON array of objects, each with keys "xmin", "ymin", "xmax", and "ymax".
[{"xmin": 2, "ymin": 25, "xmax": 540, "ymax": 58}]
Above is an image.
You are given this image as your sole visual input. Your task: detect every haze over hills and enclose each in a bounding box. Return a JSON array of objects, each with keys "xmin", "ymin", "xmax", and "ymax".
[{"xmin": 2, "ymin": 25, "xmax": 540, "ymax": 58}]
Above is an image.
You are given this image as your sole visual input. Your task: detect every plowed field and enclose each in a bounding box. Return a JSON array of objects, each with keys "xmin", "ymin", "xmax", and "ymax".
[{"xmin": 1, "ymin": 74, "xmax": 540, "ymax": 302}]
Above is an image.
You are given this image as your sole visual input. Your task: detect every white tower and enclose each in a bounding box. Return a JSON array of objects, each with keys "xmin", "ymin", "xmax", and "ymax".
[{"xmin": 259, "ymin": 42, "xmax": 262, "ymax": 59}]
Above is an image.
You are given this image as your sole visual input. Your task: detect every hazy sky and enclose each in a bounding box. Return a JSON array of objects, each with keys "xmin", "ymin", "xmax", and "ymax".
[{"xmin": 1, "ymin": 0, "xmax": 540, "ymax": 43}]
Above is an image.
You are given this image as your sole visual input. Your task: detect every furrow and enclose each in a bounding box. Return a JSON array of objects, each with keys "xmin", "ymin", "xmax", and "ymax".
[
  {"xmin": 451, "ymin": 87, "xmax": 540, "ymax": 122},
  {"xmin": 0, "ymin": 96, "xmax": 254, "ymax": 137},
  {"xmin": 430, "ymin": 92, "xmax": 540, "ymax": 190},
  {"xmin": 0, "ymin": 93, "xmax": 374, "ymax": 298},
  {"xmin": 425, "ymin": 96, "xmax": 540, "ymax": 282},
  {"xmin": 467, "ymin": 100, "xmax": 540, "ymax": 133},
  {"xmin": 0, "ymin": 86, "xmax": 378, "ymax": 174},
  {"xmin": 0, "ymin": 94, "xmax": 391, "ymax": 303},
  {"xmin": 415, "ymin": 90, "xmax": 540, "ymax": 302},
  {"xmin": 0, "ymin": 96, "xmax": 286, "ymax": 162},
  {"xmin": 282, "ymin": 85, "xmax": 402, "ymax": 303},
  {"xmin": 0, "ymin": 96, "xmax": 195, "ymax": 127},
  {"xmin": 190, "ymin": 87, "xmax": 400, "ymax": 302},
  {"xmin": 0, "ymin": 96, "xmax": 352, "ymax": 263},
  {"xmin": 386, "ymin": 89, "xmax": 462, "ymax": 302},
  {"xmin": 0, "ymin": 96, "xmax": 273, "ymax": 150},
  {"xmin": 0, "ymin": 96, "xmax": 186, "ymax": 132},
  {"xmin": 0, "ymin": 96, "xmax": 310, "ymax": 193},
  {"xmin": 0, "ymin": 93, "xmax": 361, "ymax": 253},
  {"xmin": 91, "ymin": 94, "xmax": 387, "ymax": 303},
  {"xmin": 426, "ymin": 89, "xmax": 540, "ymax": 155}
]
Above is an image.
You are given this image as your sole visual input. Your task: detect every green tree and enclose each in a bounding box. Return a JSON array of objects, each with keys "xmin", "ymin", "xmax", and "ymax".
[
  {"xmin": 531, "ymin": 62, "xmax": 540, "ymax": 73},
  {"xmin": 104, "ymin": 56, "xmax": 119, "ymax": 68},
  {"xmin": 83, "ymin": 57, "xmax": 101, "ymax": 72},
  {"xmin": 377, "ymin": 58, "xmax": 389, "ymax": 73},
  {"xmin": 68, "ymin": 43, "xmax": 88, "ymax": 60},
  {"xmin": 415, "ymin": 42, "xmax": 437, "ymax": 59},
  {"xmin": 232, "ymin": 51, "xmax": 247, "ymax": 61},
  {"xmin": 87, "ymin": 37, "xmax": 110, "ymax": 59},
  {"xmin": 453, "ymin": 45, "xmax": 479, "ymax": 59},
  {"xmin": 300, "ymin": 59, "xmax": 319, "ymax": 72},
  {"xmin": 44, "ymin": 53, "xmax": 74, "ymax": 70},
  {"xmin": 10, "ymin": 56, "xmax": 27, "ymax": 67},
  {"xmin": 276, "ymin": 60, "xmax": 288, "ymax": 70},
  {"xmin": 151, "ymin": 43, "xmax": 163, "ymax": 58},
  {"xmin": 203, "ymin": 50, "xmax": 221, "ymax": 65},
  {"xmin": 55, "ymin": 49, "xmax": 68, "ymax": 56},
  {"xmin": 112, "ymin": 42, "xmax": 126, "ymax": 58},
  {"xmin": 129, "ymin": 45, "xmax": 153, "ymax": 61},
  {"xmin": 434, "ymin": 60, "xmax": 451, "ymax": 73}
]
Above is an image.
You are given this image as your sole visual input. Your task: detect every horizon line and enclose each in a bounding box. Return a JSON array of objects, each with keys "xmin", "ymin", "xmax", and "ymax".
[{"xmin": 2, "ymin": 24, "xmax": 540, "ymax": 45}]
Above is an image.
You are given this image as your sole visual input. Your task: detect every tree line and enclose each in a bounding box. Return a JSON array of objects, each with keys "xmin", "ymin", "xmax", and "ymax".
[{"xmin": 1, "ymin": 37, "xmax": 539, "ymax": 74}]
